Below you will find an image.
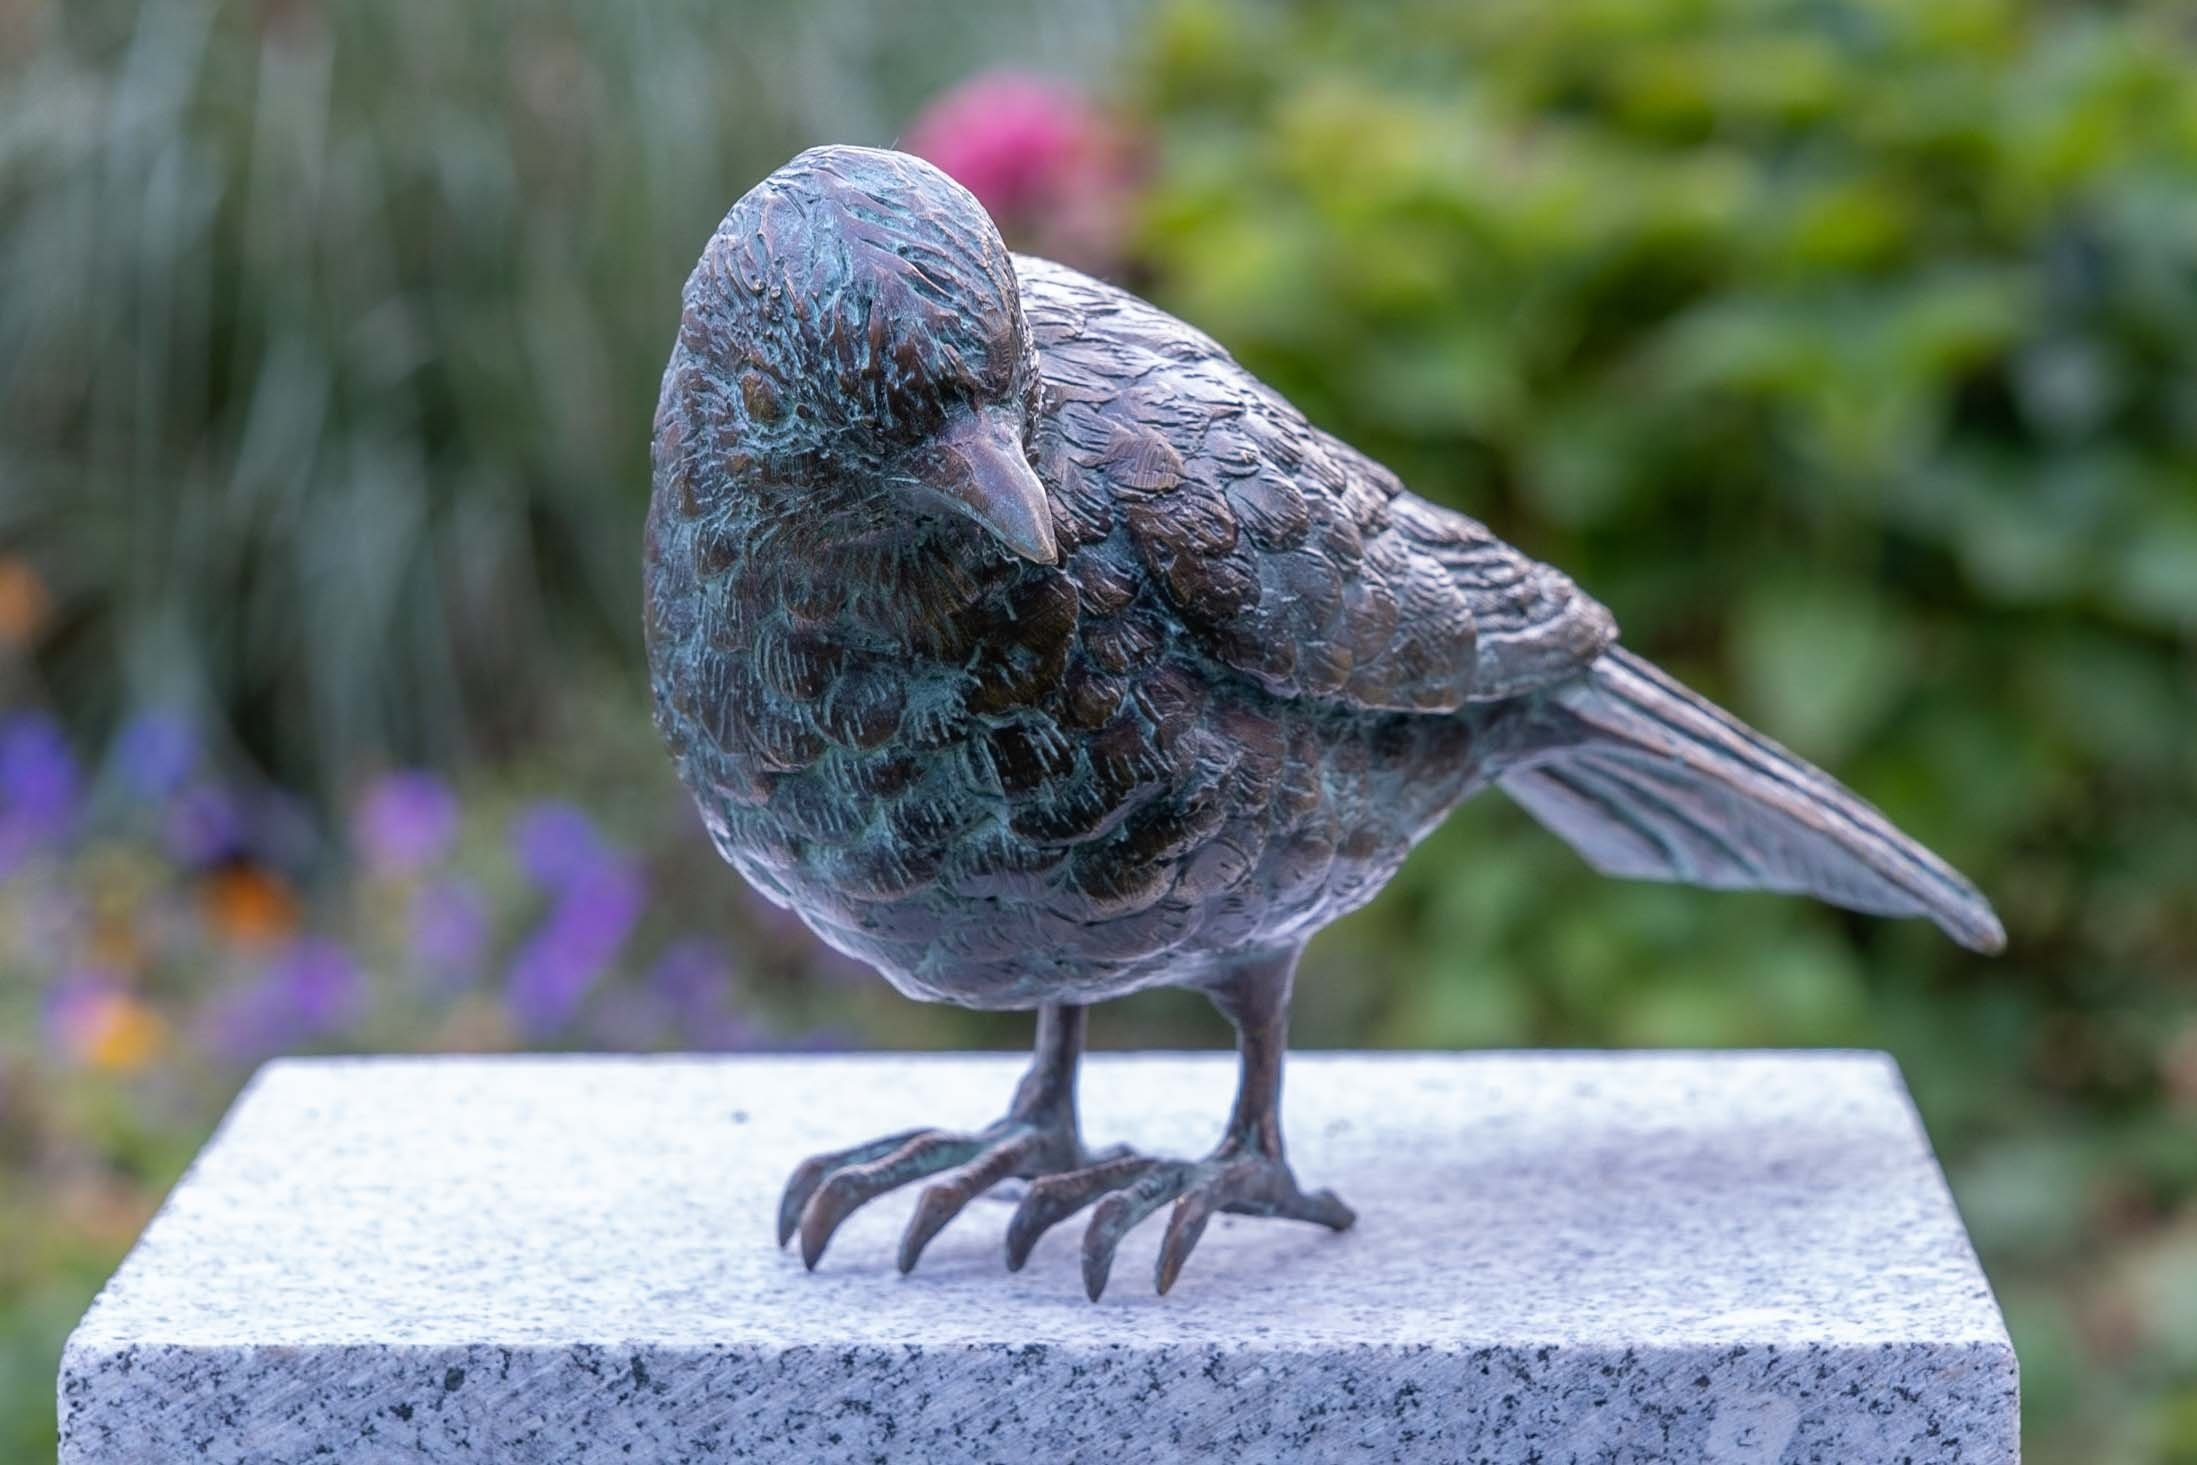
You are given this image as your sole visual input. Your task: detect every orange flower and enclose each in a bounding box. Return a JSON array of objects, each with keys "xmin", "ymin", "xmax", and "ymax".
[
  {"xmin": 204, "ymin": 865, "xmax": 301, "ymax": 947},
  {"xmin": 0, "ymin": 555, "xmax": 50, "ymax": 647},
  {"xmin": 63, "ymin": 991, "xmax": 168, "ymax": 1073}
]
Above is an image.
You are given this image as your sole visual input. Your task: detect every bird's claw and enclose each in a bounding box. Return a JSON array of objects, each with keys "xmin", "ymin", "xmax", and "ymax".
[
  {"xmin": 777, "ymin": 1115, "xmax": 1082, "ymax": 1273},
  {"xmin": 780, "ymin": 1127, "xmax": 1350, "ymax": 1300},
  {"xmin": 776, "ymin": 1128, "xmax": 929, "ymax": 1251},
  {"xmin": 1041, "ymin": 1144, "xmax": 1354, "ymax": 1302},
  {"xmin": 1002, "ymin": 1149, "xmax": 1151, "ymax": 1272}
]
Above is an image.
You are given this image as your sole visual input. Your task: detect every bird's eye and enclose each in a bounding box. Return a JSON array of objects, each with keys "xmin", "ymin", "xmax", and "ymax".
[{"xmin": 741, "ymin": 372, "xmax": 783, "ymax": 425}]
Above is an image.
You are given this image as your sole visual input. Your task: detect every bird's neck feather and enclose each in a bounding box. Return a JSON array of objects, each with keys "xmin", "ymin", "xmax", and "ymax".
[{"xmin": 737, "ymin": 472, "xmax": 1012, "ymax": 654}]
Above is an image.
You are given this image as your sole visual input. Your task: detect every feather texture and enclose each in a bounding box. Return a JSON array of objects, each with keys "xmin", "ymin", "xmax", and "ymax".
[
  {"xmin": 644, "ymin": 147, "xmax": 2001, "ymax": 1018},
  {"xmin": 1501, "ymin": 650, "xmax": 2005, "ymax": 953}
]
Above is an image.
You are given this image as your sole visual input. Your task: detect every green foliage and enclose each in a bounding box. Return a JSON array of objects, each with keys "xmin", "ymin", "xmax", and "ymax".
[
  {"xmin": 0, "ymin": 0, "xmax": 1135, "ymax": 790},
  {"xmin": 0, "ymin": 1, "xmax": 1137, "ymax": 1452},
  {"xmin": 1134, "ymin": 2, "xmax": 2197, "ymax": 1459}
]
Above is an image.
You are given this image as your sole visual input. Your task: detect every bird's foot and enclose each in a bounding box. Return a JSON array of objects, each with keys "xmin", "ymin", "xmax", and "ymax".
[
  {"xmin": 1005, "ymin": 1141, "xmax": 1355, "ymax": 1301},
  {"xmin": 778, "ymin": 1108, "xmax": 1102, "ymax": 1275}
]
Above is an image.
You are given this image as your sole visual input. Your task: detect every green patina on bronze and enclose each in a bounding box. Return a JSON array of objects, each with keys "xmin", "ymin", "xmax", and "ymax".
[{"xmin": 643, "ymin": 146, "xmax": 2000, "ymax": 1300}]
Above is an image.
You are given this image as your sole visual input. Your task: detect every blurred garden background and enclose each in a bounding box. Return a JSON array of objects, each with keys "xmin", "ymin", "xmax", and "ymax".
[{"xmin": 2, "ymin": 0, "xmax": 2193, "ymax": 1457}]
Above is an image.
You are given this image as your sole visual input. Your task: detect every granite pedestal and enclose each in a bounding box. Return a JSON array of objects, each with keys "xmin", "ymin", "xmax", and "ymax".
[{"xmin": 60, "ymin": 1051, "xmax": 2016, "ymax": 1463}]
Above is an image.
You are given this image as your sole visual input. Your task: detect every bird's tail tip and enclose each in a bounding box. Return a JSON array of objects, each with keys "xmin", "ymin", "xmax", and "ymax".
[
  {"xmin": 1504, "ymin": 647, "xmax": 2007, "ymax": 956},
  {"xmin": 1949, "ymin": 902, "xmax": 2007, "ymax": 957}
]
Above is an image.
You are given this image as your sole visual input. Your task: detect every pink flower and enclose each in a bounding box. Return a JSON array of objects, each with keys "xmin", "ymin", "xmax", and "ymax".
[
  {"xmin": 906, "ymin": 72, "xmax": 1093, "ymax": 216},
  {"xmin": 904, "ymin": 72, "xmax": 1137, "ymax": 274}
]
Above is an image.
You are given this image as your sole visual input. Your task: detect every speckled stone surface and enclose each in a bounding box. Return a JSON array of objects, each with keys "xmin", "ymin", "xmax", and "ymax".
[{"xmin": 60, "ymin": 1052, "xmax": 2015, "ymax": 1463}]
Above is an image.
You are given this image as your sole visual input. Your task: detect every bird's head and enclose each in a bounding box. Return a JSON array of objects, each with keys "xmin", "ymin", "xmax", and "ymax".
[{"xmin": 664, "ymin": 145, "xmax": 1055, "ymax": 565}]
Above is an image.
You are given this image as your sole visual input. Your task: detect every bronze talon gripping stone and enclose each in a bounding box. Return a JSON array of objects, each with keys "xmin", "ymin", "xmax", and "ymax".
[{"xmin": 642, "ymin": 145, "xmax": 2004, "ymax": 1299}]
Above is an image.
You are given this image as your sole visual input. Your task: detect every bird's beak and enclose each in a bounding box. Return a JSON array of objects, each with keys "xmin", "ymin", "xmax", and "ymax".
[{"xmin": 931, "ymin": 410, "xmax": 1058, "ymax": 565}]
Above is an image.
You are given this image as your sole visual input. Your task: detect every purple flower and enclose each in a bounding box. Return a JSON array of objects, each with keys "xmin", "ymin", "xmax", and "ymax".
[
  {"xmin": 112, "ymin": 711, "xmax": 198, "ymax": 799},
  {"xmin": 355, "ymin": 771, "xmax": 458, "ymax": 874},
  {"xmin": 409, "ymin": 876, "xmax": 488, "ymax": 985},
  {"xmin": 503, "ymin": 857, "xmax": 646, "ymax": 1035},
  {"xmin": 648, "ymin": 936, "xmax": 731, "ymax": 1010},
  {"xmin": 0, "ymin": 712, "xmax": 78, "ymax": 879},
  {"xmin": 163, "ymin": 783, "xmax": 247, "ymax": 867},
  {"xmin": 510, "ymin": 801, "xmax": 604, "ymax": 889},
  {"xmin": 202, "ymin": 937, "xmax": 366, "ymax": 1060},
  {"xmin": 1, "ymin": 712, "xmax": 78, "ymax": 837},
  {"xmin": 275, "ymin": 938, "xmax": 364, "ymax": 1030}
]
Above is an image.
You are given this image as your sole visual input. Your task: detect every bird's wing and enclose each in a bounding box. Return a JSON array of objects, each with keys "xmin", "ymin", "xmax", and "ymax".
[{"xmin": 1017, "ymin": 255, "xmax": 1614, "ymax": 713}]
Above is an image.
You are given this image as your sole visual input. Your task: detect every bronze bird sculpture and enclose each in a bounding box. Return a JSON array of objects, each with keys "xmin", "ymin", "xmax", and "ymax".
[{"xmin": 643, "ymin": 146, "xmax": 2003, "ymax": 1301}]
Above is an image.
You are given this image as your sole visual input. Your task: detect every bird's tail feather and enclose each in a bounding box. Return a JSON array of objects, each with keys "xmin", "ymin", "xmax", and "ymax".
[{"xmin": 1498, "ymin": 648, "xmax": 2005, "ymax": 953}]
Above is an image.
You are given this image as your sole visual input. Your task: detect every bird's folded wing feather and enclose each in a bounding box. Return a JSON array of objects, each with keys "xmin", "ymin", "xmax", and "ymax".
[{"xmin": 1017, "ymin": 255, "xmax": 1614, "ymax": 713}]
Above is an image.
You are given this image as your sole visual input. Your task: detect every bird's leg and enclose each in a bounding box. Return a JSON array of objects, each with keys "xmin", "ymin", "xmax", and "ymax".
[
  {"xmin": 1005, "ymin": 946, "xmax": 1355, "ymax": 1300},
  {"xmin": 778, "ymin": 1002, "xmax": 1105, "ymax": 1272}
]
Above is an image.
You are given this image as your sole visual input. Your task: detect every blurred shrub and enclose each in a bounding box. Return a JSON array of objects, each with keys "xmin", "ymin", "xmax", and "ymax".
[
  {"xmin": 0, "ymin": 0, "xmax": 1136, "ymax": 791},
  {"xmin": 0, "ymin": 3, "xmax": 1136, "ymax": 1455},
  {"xmin": 1131, "ymin": 1, "xmax": 2195, "ymax": 1459}
]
